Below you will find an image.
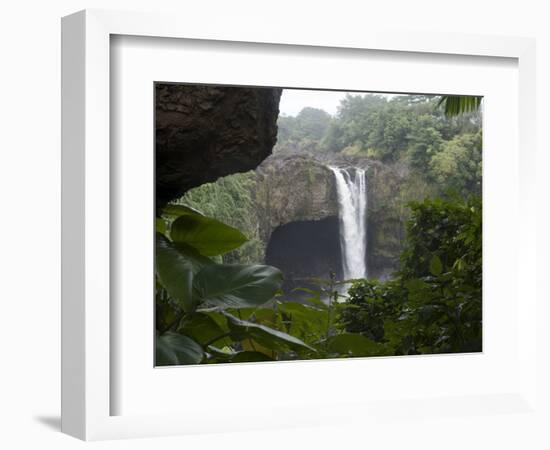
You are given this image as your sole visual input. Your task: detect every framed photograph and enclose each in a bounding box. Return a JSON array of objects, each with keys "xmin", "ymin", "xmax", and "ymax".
[{"xmin": 62, "ymin": 9, "xmax": 538, "ymax": 441}]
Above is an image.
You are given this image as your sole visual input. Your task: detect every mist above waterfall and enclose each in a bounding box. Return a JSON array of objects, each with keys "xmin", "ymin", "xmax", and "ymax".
[{"xmin": 330, "ymin": 167, "xmax": 368, "ymax": 280}]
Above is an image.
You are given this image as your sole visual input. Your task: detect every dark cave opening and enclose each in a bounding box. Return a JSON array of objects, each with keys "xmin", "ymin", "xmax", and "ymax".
[{"xmin": 265, "ymin": 216, "xmax": 342, "ymax": 299}]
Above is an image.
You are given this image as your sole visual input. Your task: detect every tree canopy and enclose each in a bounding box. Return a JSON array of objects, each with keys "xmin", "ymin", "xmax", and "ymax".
[{"xmin": 275, "ymin": 94, "xmax": 482, "ymax": 197}]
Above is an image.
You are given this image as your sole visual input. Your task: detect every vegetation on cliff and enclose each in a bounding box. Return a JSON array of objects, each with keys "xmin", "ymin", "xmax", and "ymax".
[{"xmin": 176, "ymin": 171, "xmax": 264, "ymax": 265}]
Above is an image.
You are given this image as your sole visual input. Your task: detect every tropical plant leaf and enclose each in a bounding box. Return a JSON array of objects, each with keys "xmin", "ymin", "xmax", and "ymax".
[
  {"xmin": 326, "ymin": 333, "xmax": 384, "ymax": 357},
  {"xmin": 429, "ymin": 255, "xmax": 443, "ymax": 276},
  {"xmin": 206, "ymin": 345, "xmax": 237, "ymax": 361},
  {"xmin": 278, "ymin": 301, "xmax": 328, "ymax": 339},
  {"xmin": 240, "ymin": 338, "xmax": 274, "ymax": 358},
  {"xmin": 170, "ymin": 214, "xmax": 248, "ymax": 256},
  {"xmin": 155, "ymin": 217, "xmax": 167, "ymax": 235},
  {"xmin": 173, "ymin": 241, "xmax": 213, "ymax": 273},
  {"xmin": 156, "ymin": 332, "xmax": 203, "ymax": 366},
  {"xmin": 223, "ymin": 311, "xmax": 315, "ymax": 352},
  {"xmin": 193, "ymin": 264, "xmax": 283, "ymax": 309},
  {"xmin": 225, "ymin": 307, "xmax": 272, "ymax": 322},
  {"xmin": 178, "ymin": 313, "xmax": 231, "ymax": 347},
  {"xmin": 437, "ymin": 95, "xmax": 482, "ymax": 117},
  {"xmin": 155, "ymin": 234, "xmax": 195, "ymax": 312}
]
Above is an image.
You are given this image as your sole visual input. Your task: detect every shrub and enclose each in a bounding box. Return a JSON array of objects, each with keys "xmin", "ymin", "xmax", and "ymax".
[{"xmin": 339, "ymin": 196, "xmax": 482, "ymax": 355}]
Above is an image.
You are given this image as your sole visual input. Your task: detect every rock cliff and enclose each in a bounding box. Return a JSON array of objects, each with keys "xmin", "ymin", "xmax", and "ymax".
[
  {"xmin": 154, "ymin": 82, "xmax": 419, "ymax": 283},
  {"xmin": 255, "ymin": 155, "xmax": 339, "ymax": 243},
  {"xmin": 255, "ymin": 154, "xmax": 410, "ymax": 281},
  {"xmin": 155, "ymin": 83, "xmax": 282, "ymax": 206}
]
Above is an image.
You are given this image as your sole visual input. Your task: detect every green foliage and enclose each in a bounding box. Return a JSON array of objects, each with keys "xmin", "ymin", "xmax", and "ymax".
[
  {"xmin": 156, "ymin": 194, "xmax": 482, "ymax": 364},
  {"xmin": 429, "ymin": 132, "xmax": 482, "ymax": 196},
  {"xmin": 339, "ymin": 196, "xmax": 482, "ymax": 355},
  {"xmin": 176, "ymin": 171, "xmax": 264, "ymax": 264},
  {"xmin": 339, "ymin": 279, "xmax": 405, "ymax": 343},
  {"xmin": 438, "ymin": 95, "xmax": 482, "ymax": 117},
  {"xmin": 155, "ymin": 205, "xmax": 318, "ymax": 365},
  {"xmin": 177, "ymin": 313, "xmax": 232, "ymax": 348},
  {"xmin": 275, "ymin": 94, "xmax": 482, "ymax": 197},
  {"xmin": 170, "ymin": 213, "xmax": 248, "ymax": 256},
  {"xmin": 405, "ymin": 114, "xmax": 444, "ymax": 171},
  {"xmin": 156, "ymin": 332, "xmax": 204, "ymax": 365},
  {"xmin": 275, "ymin": 108, "xmax": 332, "ymax": 154},
  {"xmin": 155, "ymin": 210, "xmax": 392, "ymax": 364},
  {"xmin": 223, "ymin": 311, "xmax": 316, "ymax": 352},
  {"xmin": 193, "ymin": 264, "xmax": 283, "ymax": 309},
  {"xmin": 326, "ymin": 333, "xmax": 384, "ymax": 357},
  {"xmin": 294, "ymin": 107, "xmax": 332, "ymax": 141},
  {"xmin": 154, "ymin": 91, "xmax": 484, "ymax": 364},
  {"xmin": 277, "ymin": 300, "xmax": 328, "ymax": 345},
  {"xmin": 156, "ymin": 234, "xmax": 195, "ymax": 312},
  {"xmin": 400, "ymin": 196, "xmax": 482, "ymax": 279}
]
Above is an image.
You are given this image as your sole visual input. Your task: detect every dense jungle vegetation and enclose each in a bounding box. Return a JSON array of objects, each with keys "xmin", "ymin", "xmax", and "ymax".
[
  {"xmin": 155, "ymin": 94, "xmax": 482, "ymax": 365},
  {"xmin": 178, "ymin": 172, "xmax": 265, "ymax": 265},
  {"xmin": 276, "ymin": 94, "xmax": 482, "ymax": 197}
]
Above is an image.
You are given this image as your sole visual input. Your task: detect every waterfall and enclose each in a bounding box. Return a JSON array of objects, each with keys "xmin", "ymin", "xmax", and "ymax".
[{"xmin": 329, "ymin": 167, "xmax": 368, "ymax": 280}]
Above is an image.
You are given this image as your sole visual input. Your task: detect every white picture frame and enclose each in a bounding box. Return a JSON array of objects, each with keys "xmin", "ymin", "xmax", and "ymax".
[{"xmin": 61, "ymin": 9, "xmax": 538, "ymax": 441}]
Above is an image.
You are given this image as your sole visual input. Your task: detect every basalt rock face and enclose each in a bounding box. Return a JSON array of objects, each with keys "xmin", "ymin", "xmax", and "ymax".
[
  {"xmin": 255, "ymin": 154, "xmax": 409, "ymax": 282},
  {"xmin": 254, "ymin": 155, "xmax": 339, "ymax": 244},
  {"xmin": 364, "ymin": 160, "xmax": 409, "ymax": 279},
  {"xmin": 255, "ymin": 155, "xmax": 341, "ymax": 293},
  {"xmin": 155, "ymin": 83, "xmax": 282, "ymax": 206},
  {"xmin": 265, "ymin": 217, "xmax": 342, "ymax": 295}
]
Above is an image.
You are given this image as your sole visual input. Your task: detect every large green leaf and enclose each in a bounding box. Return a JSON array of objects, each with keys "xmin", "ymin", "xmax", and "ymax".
[
  {"xmin": 173, "ymin": 241, "xmax": 213, "ymax": 273},
  {"xmin": 277, "ymin": 301, "xmax": 328, "ymax": 340},
  {"xmin": 193, "ymin": 264, "xmax": 283, "ymax": 309},
  {"xmin": 170, "ymin": 214, "xmax": 247, "ymax": 256},
  {"xmin": 223, "ymin": 311, "xmax": 315, "ymax": 352},
  {"xmin": 206, "ymin": 345, "xmax": 237, "ymax": 360},
  {"xmin": 327, "ymin": 333, "xmax": 384, "ymax": 357},
  {"xmin": 179, "ymin": 313, "xmax": 231, "ymax": 347},
  {"xmin": 155, "ymin": 234, "xmax": 194, "ymax": 312},
  {"xmin": 205, "ymin": 347, "xmax": 273, "ymax": 364},
  {"xmin": 156, "ymin": 332, "xmax": 203, "ymax": 366}
]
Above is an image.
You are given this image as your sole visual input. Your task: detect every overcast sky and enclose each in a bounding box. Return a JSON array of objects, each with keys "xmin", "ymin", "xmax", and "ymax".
[{"xmin": 278, "ymin": 89, "xmax": 401, "ymax": 117}]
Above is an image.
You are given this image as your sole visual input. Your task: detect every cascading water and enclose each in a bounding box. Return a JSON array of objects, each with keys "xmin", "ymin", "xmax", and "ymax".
[{"xmin": 330, "ymin": 167, "xmax": 368, "ymax": 280}]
